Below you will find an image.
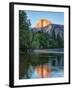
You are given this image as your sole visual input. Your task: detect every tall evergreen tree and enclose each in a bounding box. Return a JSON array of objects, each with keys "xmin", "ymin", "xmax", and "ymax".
[{"xmin": 19, "ymin": 10, "xmax": 32, "ymax": 51}]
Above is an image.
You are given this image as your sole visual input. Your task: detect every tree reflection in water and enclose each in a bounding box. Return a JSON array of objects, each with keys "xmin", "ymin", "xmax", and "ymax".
[{"xmin": 19, "ymin": 52, "xmax": 64, "ymax": 79}]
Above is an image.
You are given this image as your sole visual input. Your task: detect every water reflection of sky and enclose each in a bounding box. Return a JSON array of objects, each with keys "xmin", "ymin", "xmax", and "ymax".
[
  {"xmin": 19, "ymin": 51, "xmax": 64, "ymax": 79},
  {"xmin": 27, "ymin": 65, "xmax": 64, "ymax": 79},
  {"xmin": 50, "ymin": 70, "xmax": 64, "ymax": 78},
  {"xmin": 31, "ymin": 71, "xmax": 41, "ymax": 78},
  {"xmin": 31, "ymin": 70, "xmax": 64, "ymax": 78}
]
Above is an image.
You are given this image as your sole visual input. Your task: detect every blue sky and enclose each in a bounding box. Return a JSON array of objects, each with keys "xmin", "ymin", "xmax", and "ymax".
[{"xmin": 26, "ymin": 10, "xmax": 64, "ymax": 27}]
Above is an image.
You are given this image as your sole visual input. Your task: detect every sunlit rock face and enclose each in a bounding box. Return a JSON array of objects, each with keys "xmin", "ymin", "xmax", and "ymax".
[
  {"xmin": 35, "ymin": 19, "xmax": 52, "ymax": 28},
  {"xmin": 32, "ymin": 19, "xmax": 64, "ymax": 39}
]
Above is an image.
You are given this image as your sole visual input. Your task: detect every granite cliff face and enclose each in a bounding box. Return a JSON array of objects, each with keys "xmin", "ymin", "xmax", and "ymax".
[
  {"xmin": 35, "ymin": 19, "xmax": 52, "ymax": 28},
  {"xmin": 32, "ymin": 19, "xmax": 64, "ymax": 39}
]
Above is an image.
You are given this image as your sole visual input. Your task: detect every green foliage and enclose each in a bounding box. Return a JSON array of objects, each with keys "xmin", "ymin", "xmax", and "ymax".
[
  {"xmin": 31, "ymin": 30, "xmax": 64, "ymax": 49},
  {"xmin": 31, "ymin": 32, "xmax": 48, "ymax": 48},
  {"xmin": 19, "ymin": 10, "xmax": 32, "ymax": 51}
]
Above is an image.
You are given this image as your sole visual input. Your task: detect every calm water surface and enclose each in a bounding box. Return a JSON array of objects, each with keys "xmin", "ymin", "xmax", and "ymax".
[{"xmin": 19, "ymin": 49, "xmax": 64, "ymax": 79}]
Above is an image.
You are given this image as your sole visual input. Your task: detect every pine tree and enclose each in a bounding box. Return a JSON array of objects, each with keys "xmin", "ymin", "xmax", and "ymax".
[{"xmin": 19, "ymin": 10, "xmax": 32, "ymax": 51}]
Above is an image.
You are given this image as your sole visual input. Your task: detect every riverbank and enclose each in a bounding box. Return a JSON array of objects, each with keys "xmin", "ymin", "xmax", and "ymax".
[
  {"xmin": 20, "ymin": 48, "xmax": 64, "ymax": 54},
  {"xmin": 33, "ymin": 48, "xmax": 64, "ymax": 54}
]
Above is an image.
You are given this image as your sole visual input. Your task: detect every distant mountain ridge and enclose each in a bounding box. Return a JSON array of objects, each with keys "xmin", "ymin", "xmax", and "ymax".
[{"xmin": 32, "ymin": 24, "xmax": 64, "ymax": 39}]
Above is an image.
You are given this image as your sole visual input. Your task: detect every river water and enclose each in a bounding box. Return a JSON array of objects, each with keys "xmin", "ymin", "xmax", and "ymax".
[{"xmin": 19, "ymin": 49, "xmax": 64, "ymax": 79}]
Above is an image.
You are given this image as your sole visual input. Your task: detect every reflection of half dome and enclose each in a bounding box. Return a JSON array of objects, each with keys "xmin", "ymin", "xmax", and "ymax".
[
  {"xmin": 35, "ymin": 19, "xmax": 52, "ymax": 28},
  {"xmin": 35, "ymin": 65, "xmax": 51, "ymax": 78}
]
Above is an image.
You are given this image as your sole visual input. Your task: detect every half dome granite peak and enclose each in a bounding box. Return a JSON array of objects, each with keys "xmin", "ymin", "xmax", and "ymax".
[{"xmin": 34, "ymin": 19, "xmax": 52, "ymax": 28}]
